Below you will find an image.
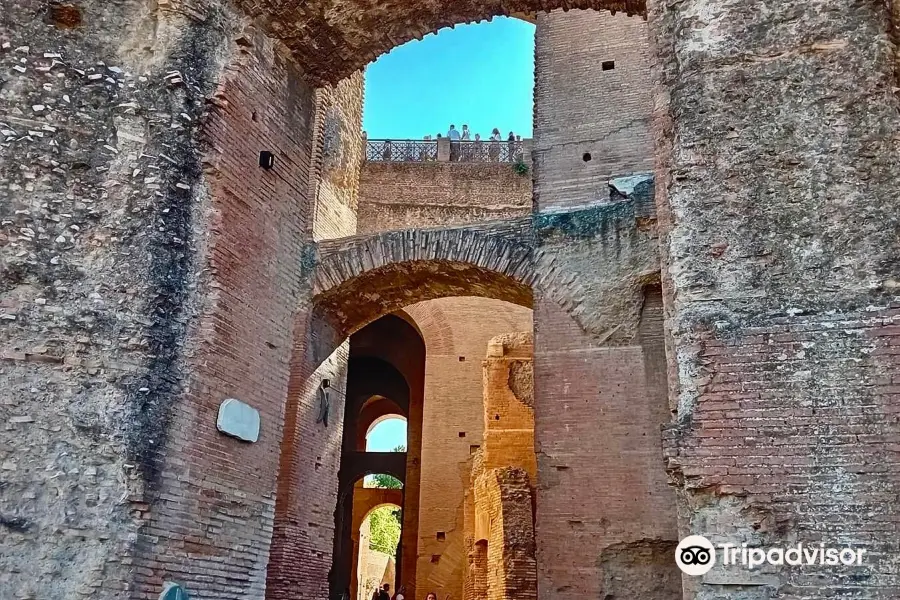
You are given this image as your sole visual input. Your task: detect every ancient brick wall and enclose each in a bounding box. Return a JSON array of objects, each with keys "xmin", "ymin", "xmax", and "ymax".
[
  {"xmin": 135, "ymin": 25, "xmax": 336, "ymax": 600},
  {"xmin": 403, "ymin": 299, "xmax": 533, "ymax": 600},
  {"xmin": 0, "ymin": 1, "xmax": 165, "ymax": 595},
  {"xmin": 481, "ymin": 333, "xmax": 537, "ymax": 476},
  {"xmin": 534, "ymin": 9, "xmax": 653, "ymax": 211},
  {"xmin": 463, "ymin": 333, "xmax": 538, "ymax": 600},
  {"xmin": 357, "ymin": 162, "xmax": 531, "ymax": 233},
  {"xmin": 0, "ymin": 1, "xmax": 323, "ymax": 597},
  {"xmin": 530, "ymin": 10, "xmax": 679, "ymax": 600},
  {"xmin": 311, "ymin": 72, "xmax": 365, "ymax": 240},
  {"xmin": 474, "ymin": 467, "xmax": 536, "ymax": 600},
  {"xmin": 649, "ymin": 1, "xmax": 900, "ymax": 596}
]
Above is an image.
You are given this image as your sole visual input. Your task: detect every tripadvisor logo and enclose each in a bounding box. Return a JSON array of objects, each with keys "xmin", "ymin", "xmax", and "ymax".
[
  {"xmin": 675, "ymin": 535, "xmax": 867, "ymax": 576},
  {"xmin": 675, "ymin": 535, "xmax": 716, "ymax": 576}
]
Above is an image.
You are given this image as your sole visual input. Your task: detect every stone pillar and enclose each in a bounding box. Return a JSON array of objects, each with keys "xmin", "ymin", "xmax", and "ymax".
[
  {"xmin": 648, "ymin": 0, "xmax": 900, "ymax": 596},
  {"xmin": 437, "ymin": 137, "xmax": 451, "ymax": 161},
  {"xmin": 531, "ymin": 9, "xmax": 680, "ymax": 600}
]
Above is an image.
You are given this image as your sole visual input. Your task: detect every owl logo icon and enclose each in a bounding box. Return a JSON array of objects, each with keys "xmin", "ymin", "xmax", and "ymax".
[{"xmin": 675, "ymin": 535, "xmax": 716, "ymax": 576}]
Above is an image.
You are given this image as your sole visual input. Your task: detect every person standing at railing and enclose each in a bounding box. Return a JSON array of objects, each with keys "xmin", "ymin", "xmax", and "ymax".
[
  {"xmin": 507, "ymin": 131, "xmax": 516, "ymax": 162},
  {"xmin": 382, "ymin": 139, "xmax": 392, "ymax": 161},
  {"xmin": 448, "ymin": 124, "xmax": 461, "ymax": 161},
  {"xmin": 489, "ymin": 128, "xmax": 501, "ymax": 162},
  {"xmin": 460, "ymin": 124, "xmax": 471, "ymax": 161},
  {"xmin": 474, "ymin": 133, "xmax": 483, "ymax": 161}
]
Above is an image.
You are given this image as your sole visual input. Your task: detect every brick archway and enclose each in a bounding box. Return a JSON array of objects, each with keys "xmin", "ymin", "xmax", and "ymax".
[
  {"xmin": 231, "ymin": 0, "xmax": 645, "ymax": 84},
  {"xmin": 312, "ymin": 222, "xmax": 536, "ymax": 335}
]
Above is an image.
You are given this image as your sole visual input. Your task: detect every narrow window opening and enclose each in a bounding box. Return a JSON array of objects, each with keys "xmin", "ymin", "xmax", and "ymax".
[
  {"xmin": 601, "ymin": 60, "xmax": 615, "ymax": 71},
  {"xmin": 458, "ymin": 431, "xmax": 466, "ymax": 438},
  {"xmin": 436, "ymin": 531, "xmax": 446, "ymax": 541}
]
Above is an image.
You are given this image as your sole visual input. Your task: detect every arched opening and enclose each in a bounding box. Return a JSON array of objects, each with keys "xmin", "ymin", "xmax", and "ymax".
[{"xmin": 357, "ymin": 501, "xmax": 404, "ymax": 600}]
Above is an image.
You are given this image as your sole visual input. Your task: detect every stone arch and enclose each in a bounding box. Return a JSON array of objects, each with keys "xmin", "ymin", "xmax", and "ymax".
[
  {"xmin": 234, "ymin": 0, "xmax": 646, "ymax": 84},
  {"xmin": 312, "ymin": 224, "xmax": 535, "ymax": 335},
  {"xmin": 358, "ymin": 498, "xmax": 403, "ymax": 525},
  {"xmin": 360, "ymin": 410, "xmax": 408, "ymax": 452}
]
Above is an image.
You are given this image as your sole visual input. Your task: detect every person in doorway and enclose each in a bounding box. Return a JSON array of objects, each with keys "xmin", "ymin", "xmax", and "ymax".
[
  {"xmin": 392, "ymin": 585, "xmax": 406, "ymax": 600},
  {"xmin": 378, "ymin": 583, "xmax": 391, "ymax": 600}
]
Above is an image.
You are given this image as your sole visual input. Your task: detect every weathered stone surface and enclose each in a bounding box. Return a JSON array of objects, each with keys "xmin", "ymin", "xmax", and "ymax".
[
  {"xmin": 649, "ymin": 0, "xmax": 900, "ymax": 597},
  {"xmin": 358, "ymin": 161, "xmax": 532, "ymax": 233}
]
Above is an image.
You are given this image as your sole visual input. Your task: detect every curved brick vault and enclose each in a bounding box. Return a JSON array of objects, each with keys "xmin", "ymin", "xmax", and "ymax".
[
  {"xmin": 312, "ymin": 220, "xmax": 538, "ymax": 335},
  {"xmin": 240, "ymin": 0, "xmax": 646, "ymax": 84}
]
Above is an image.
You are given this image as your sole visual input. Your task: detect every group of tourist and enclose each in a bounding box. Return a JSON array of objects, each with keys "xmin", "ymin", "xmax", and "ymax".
[
  {"xmin": 367, "ymin": 125, "xmax": 525, "ymax": 162},
  {"xmin": 427, "ymin": 124, "xmax": 525, "ymax": 162},
  {"xmin": 362, "ymin": 583, "xmax": 440, "ymax": 600}
]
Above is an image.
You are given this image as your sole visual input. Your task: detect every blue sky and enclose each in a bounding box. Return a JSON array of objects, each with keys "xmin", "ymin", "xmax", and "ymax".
[
  {"xmin": 367, "ymin": 418, "xmax": 408, "ymax": 452},
  {"xmin": 363, "ymin": 17, "xmax": 536, "ymax": 140}
]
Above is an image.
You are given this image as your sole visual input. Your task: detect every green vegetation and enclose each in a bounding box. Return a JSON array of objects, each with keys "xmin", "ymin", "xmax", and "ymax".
[
  {"xmin": 370, "ymin": 473, "xmax": 403, "ymax": 489},
  {"xmin": 513, "ymin": 160, "xmax": 529, "ymax": 176},
  {"xmin": 368, "ymin": 505, "xmax": 402, "ymax": 556},
  {"xmin": 367, "ymin": 444, "xmax": 406, "ymax": 556}
]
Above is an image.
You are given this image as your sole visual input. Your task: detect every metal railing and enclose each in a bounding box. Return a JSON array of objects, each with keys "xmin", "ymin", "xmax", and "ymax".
[
  {"xmin": 365, "ymin": 138, "xmax": 529, "ymax": 164},
  {"xmin": 366, "ymin": 139, "xmax": 437, "ymax": 162}
]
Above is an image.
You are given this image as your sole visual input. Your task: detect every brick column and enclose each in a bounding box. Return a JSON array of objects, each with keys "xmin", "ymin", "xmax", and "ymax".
[{"xmin": 649, "ymin": 0, "xmax": 900, "ymax": 596}]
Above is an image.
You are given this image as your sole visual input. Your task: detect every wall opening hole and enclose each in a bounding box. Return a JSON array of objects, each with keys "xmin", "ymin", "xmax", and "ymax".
[
  {"xmin": 458, "ymin": 356, "xmax": 466, "ymax": 362},
  {"xmin": 436, "ymin": 531, "xmax": 446, "ymax": 541},
  {"xmin": 469, "ymin": 444, "xmax": 480, "ymax": 454},
  {"xmin": 251, "ymin": 111, "xmax": 258, "ymax": 122},
  {"xmin": 259, "ymin": 151, "xmax": 275, "ymax": 169},
  {"xmin": 601, "ymin": 60, "xmax": 615, "ymax": 71},
  {"xmin": 431, "ymin": 554, "xmax": 441, "ymax": 563},
  {"xmin": 458, "ymin": 431, "xmax": 466, "ymax": 438},
  {"xmin": 582, "ymin": 152, "xmax": 592, "ymax": 162},
  {"xmin": 494, "ymin": 414, "xmax": 500, "ymax": 421},
  {"xmin": 48, "ymin": 3, "xmax": 83, "ymax": 28}
]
